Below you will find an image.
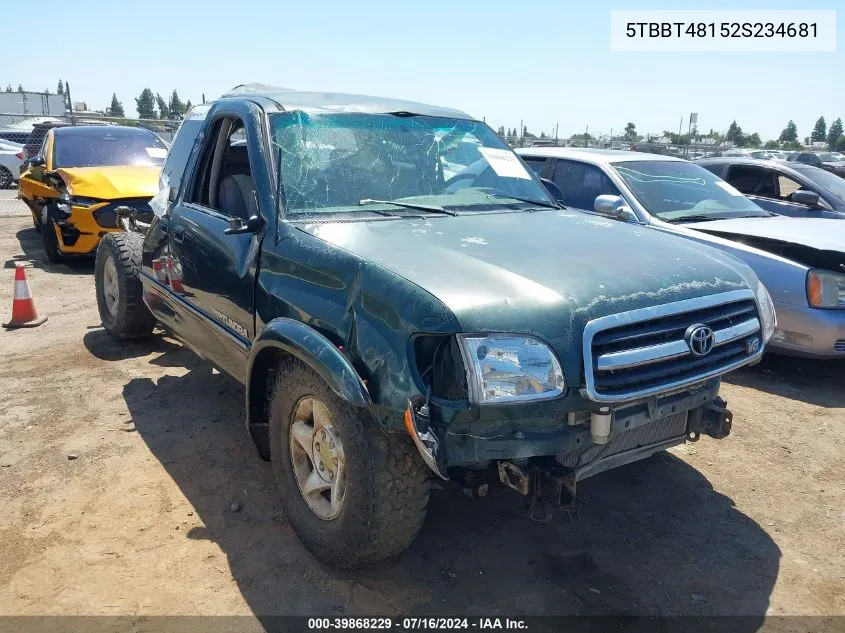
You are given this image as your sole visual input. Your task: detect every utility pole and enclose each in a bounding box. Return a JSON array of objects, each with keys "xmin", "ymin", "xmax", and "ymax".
[
  {"xmin": 519, "ymin": 119, "xmax": 523, "ymax": 147},
  {"xmin": 554, "ymin": 122, "xmax": 559, "ymax": 142},
  {"xmin": 65, "ymin": 82, "xmax": 75, "ymax": 125}
]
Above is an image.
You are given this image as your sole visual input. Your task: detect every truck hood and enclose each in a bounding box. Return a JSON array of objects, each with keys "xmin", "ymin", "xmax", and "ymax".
[
  {"xmin": 683, "ymin": 216, "xmax": 845, "ymax": 254},
  {"xmin": 54, "ymin": 165, "xmax": 161, "ymax": 200},
  {"xmin": 301, "ymin": 210, "xmax": 755, "ymax": 339}
]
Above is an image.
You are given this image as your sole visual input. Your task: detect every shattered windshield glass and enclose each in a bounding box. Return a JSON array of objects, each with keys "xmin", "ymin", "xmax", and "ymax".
[{"xmin": 269, "ymin": 112, "xmax": 556, "ymax": 218}]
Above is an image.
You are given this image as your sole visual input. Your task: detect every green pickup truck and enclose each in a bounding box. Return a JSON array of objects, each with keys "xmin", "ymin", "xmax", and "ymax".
[{"xmin": 94, "ymin": 85, "xmax": 776, "ymax": 568}]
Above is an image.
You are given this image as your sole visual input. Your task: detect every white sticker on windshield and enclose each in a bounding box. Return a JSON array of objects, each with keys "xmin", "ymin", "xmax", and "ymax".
[
  {"xmin": 146, "ymin": 147, "xmax": 167, "ymax": 159},
  {"xmin": 715, "ymin": 181, "xmax": 744, "ymax": 196},
  {"xmin": 478, "ymin": 147, "xmax": 531, "ymax": 180}
]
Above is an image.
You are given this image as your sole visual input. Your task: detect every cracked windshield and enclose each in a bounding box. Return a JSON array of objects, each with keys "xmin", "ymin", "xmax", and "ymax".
[{"xmin": 270, "ymin": 112, "xmax": 556, "ymax": 218}]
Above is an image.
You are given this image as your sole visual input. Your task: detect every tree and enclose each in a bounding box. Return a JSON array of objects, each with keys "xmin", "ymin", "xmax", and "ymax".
[
  {"xmin": 106, "ymin": 93, "xmax": 125, "ymax": 118},
  {"xmin": 155, "ymin": 93, "xmax": 169, "ymax": 120},
  {"xmin": 827, "ymin": 118, "xmax": 843, "ymax": 149},
  {"xmin": 764, "ymin": 140, "xmax": 779, "ymax": 149},
  {"xmin": 804, "ymin": 136, "xmax": 810, "ymax": 146},
  {"xmin": 185, "ymin": 99, "xmax": 192, "ymax": 113},
  {"xmin": 779, "ymin": 120, "xmax": 798, "ymax": 143},
  {"xmin": 746, "ymin": 133, "xmax": 762, "ymax": 148},
  {"xmin": 837, "ymin": 135, "xmax": 845, "ymax": 152},
  {"xmin": 4, "ymin": 85, "xmax": 11, "ymax": 92},
  {"xmin": 168, "ymin": 89, "xmax": 185, "ymax": 120},
  {"xmin": 135, "ymin": 88, "xmax": 156, "ymax": 119},
  {"xmin": 522, "ymin": 125, "xmax": 528, "ymax": 138},
  {"xmin": 726, "ymin": 120, "xmax": 744, "ymax": 146},
  {"xmin": 17, "ymin": 84, "xmax": 23, "ymax": 92},
  {"xmin": 623, "ymin": 122, "xmax": 638, "ymax": 142},
  {"xmin": 57, "ymin": 80, "xmax": 64, "ymax": 95},
  {"xmin": 810, "ymin": 116, "xmax": 827, "ymax": 143},
  {"xmin": 496, "ymin": 125, "xmax": 505, "ymax": 136}
]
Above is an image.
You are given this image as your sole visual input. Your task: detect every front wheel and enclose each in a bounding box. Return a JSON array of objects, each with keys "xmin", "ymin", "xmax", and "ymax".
[
  {"xmin": 269, "ymin": 357, "xmax": 430, "ymax": 568},
  {"xmin": 95, "ymin": 233, "xmax": 156, "ymax": 339},
  {"xmin": 41, "ymin": 218, "xmax": 64, "ymax": 263}
]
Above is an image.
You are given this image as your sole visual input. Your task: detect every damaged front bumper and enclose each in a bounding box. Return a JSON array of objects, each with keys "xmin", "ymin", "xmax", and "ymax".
[{"xmin": 405, "ymin": 378, "xmax": 733, "ymax": 487}]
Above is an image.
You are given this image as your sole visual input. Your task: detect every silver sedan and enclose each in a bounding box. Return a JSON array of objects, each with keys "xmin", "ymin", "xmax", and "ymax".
[{"xmin": 517, "ymin": 147, "xmax": 845, "ymax": 359}]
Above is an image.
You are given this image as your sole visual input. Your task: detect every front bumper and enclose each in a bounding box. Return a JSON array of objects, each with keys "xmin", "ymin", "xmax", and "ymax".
[
  {"xmin": 52, "ymin": 204, "xmax": 121, "ymax": 255},
  {"xmin": 769, "ymin": 301, "xmax": 845, "ymax": 358},
  {"xmin": 408, "ymin": 378, "xmax": 724, "ymax": 474}
]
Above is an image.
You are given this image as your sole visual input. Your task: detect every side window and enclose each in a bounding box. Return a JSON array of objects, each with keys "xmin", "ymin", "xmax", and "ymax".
[
  {"xmin": 776, "ymin": 174, "xmax": 804, "ymax": 200},
  {"xmin": 726, "ymin": 165, "xmax": 776, "ymax": 198},
  {"xmin": 551, "ymin": 160, "xmax": 620, "ymax": 210},
  {"xmin": 186, "ymin": 118, "xmax": 256, "ymax": 220},
  {"xmin": 522, "ymin": 158, "xmax": 547, "ymax": 176}
]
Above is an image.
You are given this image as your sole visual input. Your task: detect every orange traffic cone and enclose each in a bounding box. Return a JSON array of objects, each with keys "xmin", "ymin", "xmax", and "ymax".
[{"xmin": 2, "ymin": 264, "xmax": 48, "ymax": 328}]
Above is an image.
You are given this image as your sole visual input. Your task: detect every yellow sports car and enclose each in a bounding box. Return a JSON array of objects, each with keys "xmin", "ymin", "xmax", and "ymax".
[{"xmin": 18, "ymin": 125, "xmax": 166, "ymax": 262}]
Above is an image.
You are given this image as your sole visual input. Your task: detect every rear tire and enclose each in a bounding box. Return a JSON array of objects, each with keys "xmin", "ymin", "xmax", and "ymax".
[
  {"xmin": 95, "ymin": 233, "xmax": 156, "ymax": 339},
  {"xmin": 41, "ymin": 218, "xmax": 64, "ymax": 263},
  {"xmin": 269, "ymin": 357, "xmax": 430, "ymax": 568}
]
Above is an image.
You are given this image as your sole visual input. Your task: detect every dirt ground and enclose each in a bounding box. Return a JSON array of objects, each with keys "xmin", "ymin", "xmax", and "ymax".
[{"xmin": 1, "ymin": 214, "xmax": 844, "ymax": 623}]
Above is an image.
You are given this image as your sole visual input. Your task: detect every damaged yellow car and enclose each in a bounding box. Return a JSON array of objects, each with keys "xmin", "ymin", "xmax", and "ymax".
[{"xmin": 18, "ymin": 125, "xmax": 167, "ymax": 262}]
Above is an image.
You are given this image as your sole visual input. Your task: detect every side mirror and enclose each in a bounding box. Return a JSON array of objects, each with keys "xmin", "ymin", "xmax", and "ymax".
[
  {"xmin": 224, "ymin": 214, "xmax": 263, "ymax": 235},
  {"xmin": 28, "ymin": 156, "xmax": 45, "ymax": 167},
  {"xmin": 791, "ymin": 190, "xmax": 821, "ymax": 208},
  {"xmin": 594, "ymin": 194, "xmax": 638, "ymax": 222},
  {"xmin": 539, "ymin": 178, "xmax": 565, "ymax": 204}
]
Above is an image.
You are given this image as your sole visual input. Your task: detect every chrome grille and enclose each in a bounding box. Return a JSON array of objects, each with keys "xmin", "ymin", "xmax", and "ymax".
[
  {"xmin": 557, "ymin": 411, "xmax": 688, "ymax": 468},
  {"xmin": 583, "ymin": 289, "xmax": 763, "ymax": 402},
  {"xmin": 835, "ymin": 340, "xmax": 845, "ymax": 353}
]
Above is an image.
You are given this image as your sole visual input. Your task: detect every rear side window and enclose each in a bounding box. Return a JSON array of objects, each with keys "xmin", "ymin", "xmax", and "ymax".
[
  {"xmin": 161, "ymin": 119, "xmax": 205, "ymax": 192},
  {"xmin": 522, "ymin": 157, "xmax": 547, "ymax": 176}
]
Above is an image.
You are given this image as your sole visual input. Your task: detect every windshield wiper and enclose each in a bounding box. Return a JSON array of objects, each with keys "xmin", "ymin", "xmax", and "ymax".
[
  {"xmin": 665, "ymin": 214, "xmax": 723, "ymax": 224},
  {"xmin": 484, "ymin": 192, "xmax": 562, "ymax": 210},
  {"xmin": 358, "ymin": 198, "xmax": 457, "ymax": 216}
]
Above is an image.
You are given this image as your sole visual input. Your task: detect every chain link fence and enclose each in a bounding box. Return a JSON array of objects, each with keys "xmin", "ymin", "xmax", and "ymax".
[{"xmin": 0, "ymin": 112, "xmax": 180, "ymax": 217}]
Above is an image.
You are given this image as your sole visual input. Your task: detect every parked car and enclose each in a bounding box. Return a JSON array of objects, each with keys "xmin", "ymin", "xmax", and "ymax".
[
  {"xmin": 0, "ymin": 130, "xmax": 30, "ymax": 145},
  {"xmin": 697, "ymin": 157, "xmax": 845, "ymax": 219},
  {"xmin": 517, "ymin": 148, "xmax": 845, "ymax": 359},
  {"xmin": 0, "ymin": 140, "xmax": 23, "ymax": 189},
  {"xmin": 94, "ymin": 87, "xmax": 774, "ymax": 568},
  {"xmin": 787, "ymin": 151, "xmax": 845, "ymax": 177},
  {"xmin": 18, "ymin": 125, "xmax": 166, "ymax": 261}
]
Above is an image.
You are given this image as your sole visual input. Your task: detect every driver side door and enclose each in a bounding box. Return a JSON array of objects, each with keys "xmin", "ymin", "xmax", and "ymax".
[{"xmin": 164, "ymin": 105, "xmax": 269, "ymax": 380}]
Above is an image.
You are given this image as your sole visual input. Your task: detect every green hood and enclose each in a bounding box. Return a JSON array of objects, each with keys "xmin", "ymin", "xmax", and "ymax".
[{"xmin": 301, "ymin": 210, "xmax": 755, "ymax": 379}]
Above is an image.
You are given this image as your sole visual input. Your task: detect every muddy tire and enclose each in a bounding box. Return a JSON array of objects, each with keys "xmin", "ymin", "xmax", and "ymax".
[
  {"xmin": 95, "ymin": 233, "xmax": 156, "ymax": 340},
  {"xmin": 41, "ymin": 218, "xmax": 64, "ymax": 263},
  {"xmin": 269, "ymin": 357, "xmax": 430, "ymax": 568}
]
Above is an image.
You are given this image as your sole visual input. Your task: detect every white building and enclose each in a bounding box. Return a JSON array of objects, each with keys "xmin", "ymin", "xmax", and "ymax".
[{"xmin": 0, "ymin": 91, "xmax": 66, "ymax": 116}]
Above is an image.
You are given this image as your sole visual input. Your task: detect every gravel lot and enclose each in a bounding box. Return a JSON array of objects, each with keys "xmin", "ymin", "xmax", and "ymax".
[{"xmin": 0, "ymin": 215, "xmax": 843, "ymax": 624}]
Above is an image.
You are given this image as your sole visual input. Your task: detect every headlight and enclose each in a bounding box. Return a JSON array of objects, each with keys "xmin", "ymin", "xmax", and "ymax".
[
  {"xmin": 457, "ymin": 334, "xmax": 565, "ymax": 404},
  {"xmin": 754, "ymin": 280, "xmax": 777, "ymax": 343},
  {"xmin": 807, "ymin": 269, "xmax": 845, "ymax": 309}
]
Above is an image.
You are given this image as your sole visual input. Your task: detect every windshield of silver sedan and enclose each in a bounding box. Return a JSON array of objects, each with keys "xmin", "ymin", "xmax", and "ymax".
[
  {"xmin": 269, "ymin": 112, "xmax": 557, "ymax": 218},
  {"xmin": 611, "ymin": 160, "xmax": 769, "ymax": 222}
]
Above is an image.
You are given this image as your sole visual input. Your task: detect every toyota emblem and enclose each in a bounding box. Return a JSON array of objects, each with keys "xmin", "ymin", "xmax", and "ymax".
[{"xmin": 685, "ymin": 324, "xmax": 715, "ymax": 357}]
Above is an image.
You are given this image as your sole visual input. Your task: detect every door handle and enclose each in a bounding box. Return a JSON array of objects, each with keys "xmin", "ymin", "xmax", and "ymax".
[{"xmin": 172, "ymin": 225, "xmax": 185, "ymax": 243}]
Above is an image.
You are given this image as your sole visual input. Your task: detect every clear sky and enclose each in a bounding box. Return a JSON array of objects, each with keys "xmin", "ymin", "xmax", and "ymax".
[{"xmin": 1, "ymin": 0, "xmax": 841, "ymax": 141}]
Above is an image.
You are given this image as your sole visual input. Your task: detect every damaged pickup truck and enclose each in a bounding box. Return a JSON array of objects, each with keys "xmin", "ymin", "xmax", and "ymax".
[{"xmin": 95, "ymin": 85, "xmax": 775, "ymax": 568}]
